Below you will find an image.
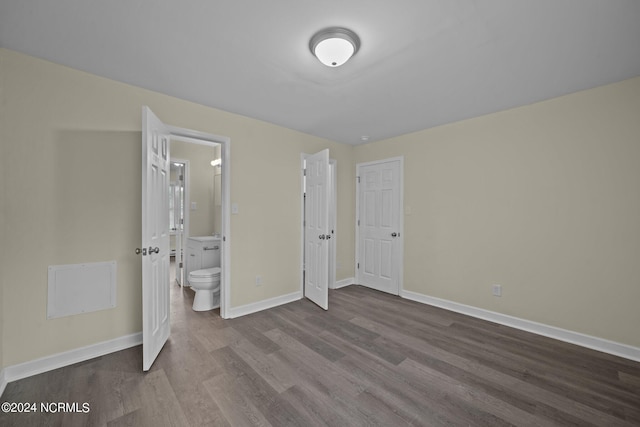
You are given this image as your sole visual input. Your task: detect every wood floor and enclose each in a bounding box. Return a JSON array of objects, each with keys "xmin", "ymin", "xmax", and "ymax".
[{"xmin": 2, "ymin": 283, "xmax": 640, "ymax": 427}]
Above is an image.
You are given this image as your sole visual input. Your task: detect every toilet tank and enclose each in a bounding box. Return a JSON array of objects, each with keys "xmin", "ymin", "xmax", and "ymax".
[{"xmin": 202, "ymin": 239, "xmax": 221, "ymax": 267}]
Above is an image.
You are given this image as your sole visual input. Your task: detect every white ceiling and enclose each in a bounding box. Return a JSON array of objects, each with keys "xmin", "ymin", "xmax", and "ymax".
[{"xmin": 1, "ymin": 1, "xmax": 639, "ymax": 145}]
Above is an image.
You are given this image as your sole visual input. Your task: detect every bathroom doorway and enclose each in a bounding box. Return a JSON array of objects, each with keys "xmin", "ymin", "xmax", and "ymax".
[{"xmin": 169, "ymin": 138, "xmax": 222, "ymax": 293}]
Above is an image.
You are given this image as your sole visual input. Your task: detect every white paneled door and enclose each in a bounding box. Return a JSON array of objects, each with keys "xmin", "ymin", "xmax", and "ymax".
[
  {"xmin": 304, "ymin": 149, "xmax": 330, "ymax": 310},
  {"xmin": 357, "ymin": 158, "xmax": 403, "ymax": 295},
  {"xmin": 141, "ymin": 106, "xmax": 171, "ymax": 371}
]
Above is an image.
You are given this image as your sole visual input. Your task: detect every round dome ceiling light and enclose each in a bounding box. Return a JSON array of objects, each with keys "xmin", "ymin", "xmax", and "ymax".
[{"xmin": 310, "ymin": 27, "xmax": 360, "ymax": 67}]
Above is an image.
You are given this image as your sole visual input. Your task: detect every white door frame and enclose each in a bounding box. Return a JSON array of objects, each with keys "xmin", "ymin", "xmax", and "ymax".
[
  {"xmin": 328, "ymin": 159, "xmax": 337, "ymax": 290},
  {"xmin": 167, "ymin": 127, "xmax": 231, "ymax": 319},
  {"xmin": 300, "ymin": 154, "xmax": 337, "ymax": 293},
  {"xmin": 355, "ymin": 156, "xmax": 404, "ymax": 294}
]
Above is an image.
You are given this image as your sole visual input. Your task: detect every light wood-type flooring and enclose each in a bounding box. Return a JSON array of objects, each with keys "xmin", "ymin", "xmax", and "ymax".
[{"xmin": 2, "ymin": 280, "xmax": 640, "ymax": 426}]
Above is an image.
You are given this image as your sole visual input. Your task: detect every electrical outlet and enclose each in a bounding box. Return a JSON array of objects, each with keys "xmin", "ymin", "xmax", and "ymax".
[
  {"xmin": 492, "ymin": 284, "xmax": 502, "ymax": 297},
  {"xmin": 255, "ymin": 275, "xmax": 262, "ymax": 287}
]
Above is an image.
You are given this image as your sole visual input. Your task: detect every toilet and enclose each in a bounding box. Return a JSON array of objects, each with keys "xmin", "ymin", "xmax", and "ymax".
[
  {"xmin": 186, "ymin": 236, "xmax": 221, "ymax": 311},
  {"xmin": 188, "ymin": 267, "xmax": 221, "ymax": 311}
]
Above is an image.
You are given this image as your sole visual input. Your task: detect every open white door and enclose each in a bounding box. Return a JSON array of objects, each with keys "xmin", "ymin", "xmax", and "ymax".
[
  {"xmin": 141, "ymin": 106, "xmax": 171, "ymax": 371},
  {"xmin": 304, "ymin": 149, "xmax": 330, "ymax": 310}
]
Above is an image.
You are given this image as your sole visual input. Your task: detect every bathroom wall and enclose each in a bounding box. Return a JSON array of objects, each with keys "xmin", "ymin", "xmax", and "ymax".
[
  {"xmin": 171, "ymin": 140, "xmax": 217, "ymax": 238},
  {"xmin": 354, "ymin": 76, "xmax": 640, "ymax": 348},
  {"xmin": 213, "ymin": 145, "xmax": 223, "ymax": 235},
  {"xmin": 0, "ymin": 48, "xmax": 355, "ymax": 368}
]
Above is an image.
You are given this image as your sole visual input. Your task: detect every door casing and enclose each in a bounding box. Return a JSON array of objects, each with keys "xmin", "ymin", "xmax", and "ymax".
[{"xmin": 168, "ymin": 129, "xmax": 231, "ymax": 319}]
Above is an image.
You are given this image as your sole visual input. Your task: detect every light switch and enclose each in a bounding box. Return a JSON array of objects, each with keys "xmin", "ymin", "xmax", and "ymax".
[
  {"xmin": 232, "ymin": 203, "xmax": 239, "ymax": 214},
  {"xmin": 191, "ymin": 202, "xmax": 197, "ymax": 210}
]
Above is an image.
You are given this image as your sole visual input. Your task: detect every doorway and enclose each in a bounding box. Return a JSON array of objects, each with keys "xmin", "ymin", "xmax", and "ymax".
[
  {"xmin": 355, "ymin": 157, "xmax": 404, "ymax": 295},
  {"xmin": 169, "ymin": 140, "xmax": 222, "ymax": 293},
  {"xmin": 169, "ymin": 134, "xmax": 230, "ymax": 318}
]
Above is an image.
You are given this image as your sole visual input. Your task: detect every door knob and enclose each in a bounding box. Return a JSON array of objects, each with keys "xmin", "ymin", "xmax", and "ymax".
[
  {"xmin": 319, "ymin": 234, "xmax": 326, "ymax": 240},
  {"xmin": 149, "ymin": 246, "xmax": 160, "ymax": 254},
  {"xmin": 391, "ymin": 232, "xmax": 398, "ymax": 237},
  {"xmin": 135, "ymin": 248, "xmax": 147, "ymax": 255}
]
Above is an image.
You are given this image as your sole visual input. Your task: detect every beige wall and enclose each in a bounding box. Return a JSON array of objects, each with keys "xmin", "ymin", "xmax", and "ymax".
[
  {"xmin": 355, "ymin": 76, "xmax": 640, "ymax": 348},
  {"xmin": 213, "ymin": 145, "xmax": 222, "ymax": 235},
  {"xmin": 0, "ymin": 49, "xmax": 4, "ymax": 370},
  {"xmin": 0, "ymin": 48, "xmax": 355, "ymax": 367},
  {"xmin": 0, "ymin": 51, "xmax": 4, "ymax": 369},
  {"xmin": 170, "ymin": 140, "xmax": 216, "ymax": 238}
]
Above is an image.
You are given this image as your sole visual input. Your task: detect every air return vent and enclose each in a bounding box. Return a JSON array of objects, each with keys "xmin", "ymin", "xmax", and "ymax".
[{"xmin": 47, "ymin": 261, "xmax": 117, "ymax": 319}]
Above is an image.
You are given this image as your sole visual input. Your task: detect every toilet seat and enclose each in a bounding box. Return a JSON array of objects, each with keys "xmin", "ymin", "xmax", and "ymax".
[{"xmin": 189, "ymin": 267, "xmax": 221, "ymax": 279}]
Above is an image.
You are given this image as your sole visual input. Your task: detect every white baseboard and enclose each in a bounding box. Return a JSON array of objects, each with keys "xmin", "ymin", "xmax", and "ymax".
[
  {"xmin": 0, "ymin": 368, "xmax": 7, "ymax": 397},
  {"xmin": 401, "ymin": 290, "xmax": 640, "ymax": 363},
  {"xmin": 334, "ymin": 277, "xmax": 354, "ymax": 289},
  {"xmin": 227, "ymin": 290, "xmax": 302, "ymax": 319},
  {"xmin": 1, "ymin": 332, "xmax": 142, "ymax": 397}
]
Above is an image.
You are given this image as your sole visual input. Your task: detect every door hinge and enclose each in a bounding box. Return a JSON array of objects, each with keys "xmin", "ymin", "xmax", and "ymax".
[
  {"xmin": 357, "ymin": 219, "xmax": 360, "ymax": 226},
  {"xmin": 357, "ymin": 176, "xmax": 360, "ymax": 183},
  {"xmin": 303, "ymin": 168, "xmax": 307, "ymax": 176},
  {"xmin": 179, "ymin": 262, "xmax": 183, "ymax": 268},
  {"xmin": 357, "ymin": 262, "xmax": 360, "ymax": 269}
]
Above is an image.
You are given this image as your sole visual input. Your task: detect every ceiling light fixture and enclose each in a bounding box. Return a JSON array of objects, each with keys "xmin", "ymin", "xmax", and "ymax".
[{"xmin": 310, "ymin": 27, "xmax": 360, "ymax": 67}]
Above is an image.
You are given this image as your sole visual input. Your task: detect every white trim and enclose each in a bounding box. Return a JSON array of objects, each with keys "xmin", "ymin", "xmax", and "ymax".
[
  {"xmin": 221, "ymin": 136, "xmax": 231, "ymax": 319},
  {"xmin": 227, "ymin": 291, "xmax": 302, "ymax": 319},
  {"xmin": 401, "ymin": 290, "xmax": 640, "ymax": 363},
  {"xmin": 334, "ymin": 277, "xmax": 355, "ymax": 289},
  {"xmin": 299, "ymin": 154, "xmax": 306, "ymax": 298},
  {"xmin": 329, "ymin": 159, "xmax": 337, "ymax": 290},
  {"xmin": 0, "ymin": 368, "xmax": 7, "ymax": 397},
  {"xmin": 0, "ymin": 333, "xmax": 143, "ymax": 393}
]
